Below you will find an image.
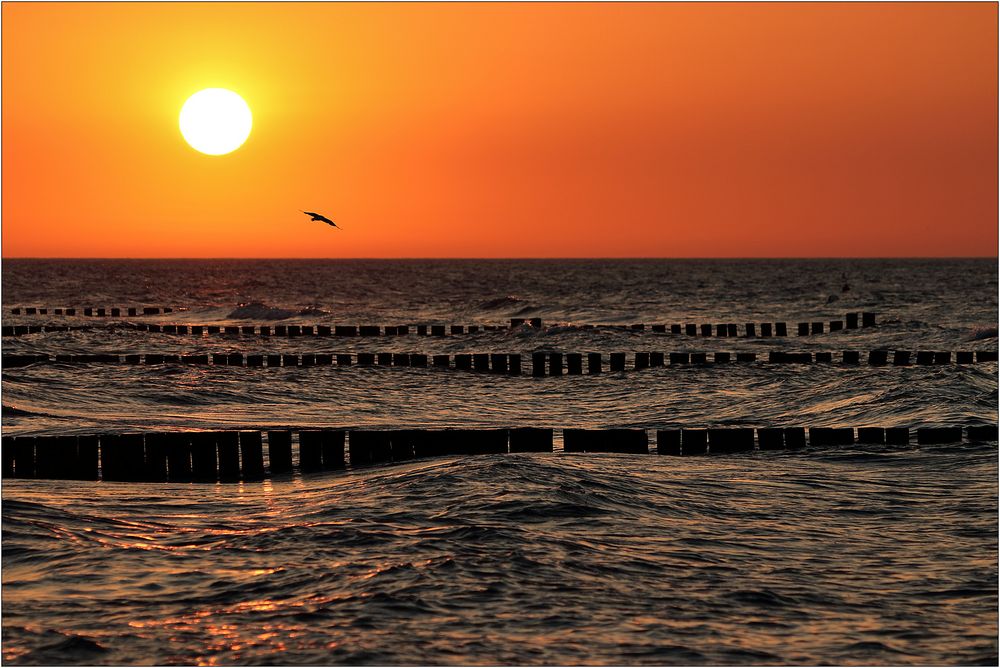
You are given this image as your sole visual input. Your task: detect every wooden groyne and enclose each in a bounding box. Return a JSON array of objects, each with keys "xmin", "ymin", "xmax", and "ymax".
[
  {"xmin": 4, "ymin": 349, "xmax": 997, "ymax": 371},
  {"xmin": 3, "ymin": 424, "xmax": 995, "ymax": 483},
  {"xmin": 3, "ymin": 312, "xmax": 878, "ymax": 338}
]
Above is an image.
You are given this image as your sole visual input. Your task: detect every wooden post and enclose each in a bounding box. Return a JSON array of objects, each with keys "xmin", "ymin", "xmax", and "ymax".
[
  {"xmin": 348, "ymin": 431, "xmax": 392, "ymax": 466},
  {"xmin": 708, "ymin": 428, "xmax": 754, "ymax": 454},
  {"xmin": 433, "ymin": 354, "xmax": 450, "ymax": 368},
  {"xmin": 166, "ymin": 433, "xmax": 192, "ymax": 482},
  {"xmin": 431, "ymin": 325, "xmax": 446, "ymax": 336},
  {"xmin": 846, "ymin": 312, "xmax": 859, "ymax": 329},
  {"xmin": 490, "ymin": 354, "xmax": 507, "ymax": 373},
  {"xmin": 811, "ymin": 322, "xmax": 823, "ymax": 334},
  {"xmin": 635, "ymin": 352, "xmax": 650, "ymax": 370},
  {"xmin": 893, "ymin": 350, "xmax": 911, "ymax": 366},
  {"xmin": 266, "ymin": 431, "xmax": 292, "ymax": 473},
  {"xmin": 797, "ymin": 323, "xmax": 809, "ymax": 336},
  {"xmin": 809, "ymin": 427, "xmax": 854, "ymax": 446},
  {"xmin": 745, "ymin": 323, "xmax": 756, "ymax": 337},
  {"xmin": 13, "ymin": 436, "xmax": 35, "ymax": 478},
  {"xmin": 456, "ymin": 354, "xmax": 473, "ymax": 370},
  {"xmin": 775, "ymin": 322, "xmax": 787, "ymax": 336},
  {"xmin": 610, "ymin": 353, "xmax": 626, "ymax": 371},
  {"xmin": 857, "ymin": 427, "xmax": 885, "ymax": 444},
  {"xmin": 532, "ymin": 352, "xmax": 546, "ymax": 377},
  {"xmin": 885, "ymin": 427, "xmax": 909, "ymax": 444},
  {"xmin": 815, "ymin": 352, "xmax": 832, "ymax": 363},
  {"xmin": 562, "ymin": 429, "xmax": 647, "ymax": 454},
  {"xmin": 473, "ymin": 353, "xmax": 490, "ymax": 372},
  {"xmin": 389, "ymin": 430, "xmax": 415, "ymax": 461},
  {"xmin": 967, "ymin": 425, "xmax": 999, "ymax": 441},
  {"xmin": 843, "ymin": 351, "xmax": 860, "ymax": 364},
  {"xmin": 217, "ymin": 432, "xmax": 241, "ymax": 481},
  {"xmin": 761, "ymin": 323, "xmax": 772, "ymax": 337},
  {"xmin": 714, "ymin": 352, "xmax": 730, "ymax": 363},
  {"xmin": 240, "ymin": 431, "xmax": 265, "ymax": 481},
  {"xmin": 862, "ymin": 312, "xmax": 876, "ymax": 327},
  {"xmin": 669, "ymin": 352, "xmax": 689, "ymax": 365},
  {"xmin": 681, "ymin": 429, "xmax": 707, "ymax": 455},
  {"xmin": 656, "ymin": 430, "xmax": 681, "ymax": 455},
  {"xmin": 757, "ymin": 428, "xmax": 784, "ymax": 450},
  {"xmin": 868, "ymin": 350, "xmax": 889, "ymax": 366},
  {"xmin": 916, "ymin": 427, "xmax": 962, "ymax": 444},
  {"xmin": 510, "ymin": 428, "xmax": 553, "ymax": 452},
  {"xmin": 784, "ymin": 427, "xmax": 806, "ymax": 449},
  {"xmin": 587, "ymin": 353, "xmax": 602, "ymax": 374},
  {"xmin": 549, "ymin": 352, "xmax": 563, "ymax": 376},
  {"xmin": 566, "ymin": 353, "xmax": 583, "ymax": 374},
  {"xmin": 297, "ymin": 431, "xmax": 323, "ymax": 472},
  {"xmin": 393, "ymin": 353, "xmax": 411, "ymax": 367},
  {"xmin": 190, "ymin": 432, "xmax": 218, "ymax": 482},
  {"xmin": 321, "ymin": 431, "xmax": 346, "ymax": 469},
  {"xmin": 143, "ymin": 433, "xmax": 169, "ymax": 482}
]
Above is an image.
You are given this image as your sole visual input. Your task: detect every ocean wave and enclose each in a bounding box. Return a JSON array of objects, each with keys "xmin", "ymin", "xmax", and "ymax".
[
  {"xmin": 970, "ymin": 326, "xmax": 998, "ymax": 340},
  {"xmin": 478, "ymin": 296, "xmax": 524, "ymax": 310},
  {"xmin": 227, "ymin": 302, "xmax": 295, "ymax": 320}
]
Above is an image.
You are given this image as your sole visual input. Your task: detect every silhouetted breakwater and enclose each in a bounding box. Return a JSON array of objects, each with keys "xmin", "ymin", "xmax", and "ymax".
[
  {"xmin": 5, "ymin": 349, "xmax": 996, "ymax": 370},
  {"xmin": 4, "ymin": 424, "xmax": 995, "ymax": 483},
  {"xmin": 3, "ymin": 312, "xmax": 877, "ymax": 337}
]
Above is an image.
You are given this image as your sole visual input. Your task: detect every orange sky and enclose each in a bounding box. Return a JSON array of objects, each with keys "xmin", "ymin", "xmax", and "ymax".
[{"xmin": 2, "ymin": 2, "xmax": 997, "ymax": 258}]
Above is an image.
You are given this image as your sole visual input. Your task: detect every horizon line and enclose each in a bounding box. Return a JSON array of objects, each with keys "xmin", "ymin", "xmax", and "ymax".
[{"xmin": 1, "ymin": 256, "xmax": 997, "ymax": 261}]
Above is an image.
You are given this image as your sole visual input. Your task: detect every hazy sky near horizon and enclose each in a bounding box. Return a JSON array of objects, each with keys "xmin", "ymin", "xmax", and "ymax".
[{"xmin": 3, "ymin": 2, "xmax": 997, "ymax": 258}]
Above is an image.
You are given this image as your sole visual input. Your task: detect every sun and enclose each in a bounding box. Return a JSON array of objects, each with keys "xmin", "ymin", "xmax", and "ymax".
[{"xmin": 179, "ymin": 88, "xmax": 252, "ymax": 156}]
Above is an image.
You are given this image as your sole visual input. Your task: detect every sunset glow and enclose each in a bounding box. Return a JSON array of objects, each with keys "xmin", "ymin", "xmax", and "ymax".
[{"xmin": 2, "ymin": 2, "xmax": 997, "ymax": 258}]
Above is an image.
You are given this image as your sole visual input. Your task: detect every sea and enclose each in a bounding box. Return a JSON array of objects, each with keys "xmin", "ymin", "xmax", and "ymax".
[{"xmin": 1, "ymin": 258, "xmax": 997, "ymax": 665}]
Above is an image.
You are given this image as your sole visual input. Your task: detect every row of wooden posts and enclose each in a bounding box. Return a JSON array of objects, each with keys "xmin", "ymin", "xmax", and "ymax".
[
  {"xmin": 3, "ymin": 312, "xmax": 876, "ymax": 338},
  {"xmin": 4, "ymin": 424, "xmax": 996, "ymax": 482},
  {"xmin": 4, "ymin": 349, "xmax": 997, "ymax": 371},
  {"xmin": 10, "ymin": 307, "xmax": 173, "ymax": 316}
]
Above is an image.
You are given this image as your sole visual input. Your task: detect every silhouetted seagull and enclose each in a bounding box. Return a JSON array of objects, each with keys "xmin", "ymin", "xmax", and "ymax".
[{"xmin": 302, "ymin": 211, "xmax": 341, "ymax": 229}]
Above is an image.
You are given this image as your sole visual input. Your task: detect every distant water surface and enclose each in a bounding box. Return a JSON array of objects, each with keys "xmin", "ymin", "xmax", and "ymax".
[{"xmin": 2, "ymin": 259, "xmax": 997, "ymax": 665}]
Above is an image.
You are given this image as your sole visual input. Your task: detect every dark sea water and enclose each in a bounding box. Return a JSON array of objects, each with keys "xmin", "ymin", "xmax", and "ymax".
[{"xmin": 2, "ymin": 259, "xmax": 997, "ymax": 665}]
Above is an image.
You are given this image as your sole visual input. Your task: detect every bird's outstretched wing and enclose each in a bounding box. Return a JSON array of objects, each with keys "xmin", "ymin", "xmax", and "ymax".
[{"xmin": 301, "ymin": 210, "xmax": 341, "ymax": 228}]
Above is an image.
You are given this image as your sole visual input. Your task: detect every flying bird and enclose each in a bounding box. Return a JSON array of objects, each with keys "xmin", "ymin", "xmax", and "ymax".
[{"xmin": 302, "ymin": 210, "xmax": 341, "ymax": 229}]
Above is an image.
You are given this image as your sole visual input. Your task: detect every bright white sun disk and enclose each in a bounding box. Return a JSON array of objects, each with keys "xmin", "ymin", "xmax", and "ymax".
[{"xmin": 179, "ymin": 88, "xmax": 252, "ymax": 155}]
